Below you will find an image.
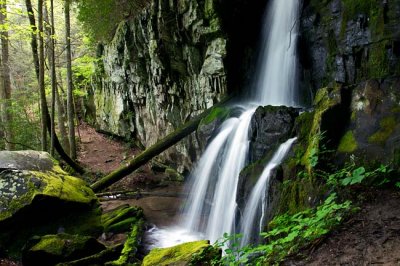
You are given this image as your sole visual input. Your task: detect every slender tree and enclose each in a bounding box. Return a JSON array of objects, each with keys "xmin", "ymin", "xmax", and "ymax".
[
  {"xmin": 25, "ymin": 0, "xmax": 39, "ymax": 82},
  {"xmin": 44, "ymin": 0, "xmax": 57, "ymax": 156},
  {"xmin": 0, "ymin": 0, "xmax": 13, "ymax": 150},
  {"xmin": 38, "ymin": 0, "xmax": 47, "ymax": 151},
  {"xmin": 56, "ymin": 85, "xmax": 70, "ymax": 154},
  {"xmin": 65, "ymin": 0, "xmax": 76, "ymax": 159}
]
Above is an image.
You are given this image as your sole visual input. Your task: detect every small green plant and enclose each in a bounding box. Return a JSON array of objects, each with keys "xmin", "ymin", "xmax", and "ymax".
[
  {"xmin": 327, "ymin": 162, "xmax": 391, "ymax": 187},
  {"xmin": 214, "ymin": 193, "xmax": 353, "ymax": 265}
]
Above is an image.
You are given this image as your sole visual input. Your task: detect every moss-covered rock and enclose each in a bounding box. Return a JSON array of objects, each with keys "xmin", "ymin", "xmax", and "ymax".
[
  {"xmin": 142, "ymin": 240, "xmax": 220, "ymax": 266},
  {"xmin": 339, "ymin": 78, "xmax": 400, "ymax": 170},
  {"xmin": 22, "ymin": 234, "xmax": 106, "ymax": 266},
  {"xmin": 338, "ymin": 130, "xmax": 358, "ymax": 153},
  {"xmin": 0, "ymin": 151, "xmax": 102, "ymax": 259},
  {"xmin": 102, "ymin": 204, "xmax": 144, "ymax": 234},
  {"xmin": 108, "ymin": 219, "xmax": 144, "ymax": 266}
]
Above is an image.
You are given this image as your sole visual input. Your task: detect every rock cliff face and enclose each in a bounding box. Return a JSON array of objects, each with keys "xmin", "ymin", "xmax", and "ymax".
[
  {"xmin": 300, "ymin": 0, "xmax": 400, "ymax": 169},
  {"xmin": 300, "ymin": 0, "xmax": 400, "ymax": 91},
  {"xmin": 89, "ymin": 0, "xmax": 228, "ymax": 172}
]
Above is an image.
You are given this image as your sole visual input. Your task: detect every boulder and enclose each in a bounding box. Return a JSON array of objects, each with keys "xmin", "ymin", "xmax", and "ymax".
[
  {"xmin": 142, "ymin": 240, "xmax": 220, "ymax": 266},
  {"xmin": 0, "ymin": 151, "xmax": 102, "ymax": 258},
  {"xmin": 22, "ymin": 234, "xmax": 106, "ymax": 266},
  {"xmin": 248, "ymin": 105, "xmax": 298, "ymax": 163}
]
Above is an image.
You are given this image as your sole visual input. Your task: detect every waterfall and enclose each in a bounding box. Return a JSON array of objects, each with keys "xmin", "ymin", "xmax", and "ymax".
[
  {"xmin": 147, "ymin": 0, "xmax": 301, "ymax": 249},
  {"xmin": 180, "ymin": 0, "xmax": 300, "ymax": 245},
  {"xmin": 183, "ymin": 118, "xmax": 239, "ymax": 231},
  {"xmin": 253, "ymin": 0, "xmax": 300, "ymax": 106},
  {"xmin": 240, "ymin": 137, "xmax": 297, "ymax": 247}
]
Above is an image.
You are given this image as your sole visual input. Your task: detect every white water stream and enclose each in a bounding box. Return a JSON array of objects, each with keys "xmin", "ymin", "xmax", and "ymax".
[
  {"xmin": 147, "ymin": 0, "xmax": 301, "ymax": 249},
  {"xmin": 240, "ymin": 137, "xmax": 297, "ymax": 246}
]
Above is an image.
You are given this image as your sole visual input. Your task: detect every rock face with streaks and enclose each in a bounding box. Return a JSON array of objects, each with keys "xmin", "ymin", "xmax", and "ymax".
[{"xmin": 88, "ymin": 0, "xmax": 228, "ymax": 172}]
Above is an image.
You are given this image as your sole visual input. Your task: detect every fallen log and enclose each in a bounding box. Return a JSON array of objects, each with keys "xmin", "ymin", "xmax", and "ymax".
[
  {"xmin": 97, "ymin": 190, "xmax": 188, "ymax": 201},
  {"xmin": 91, "ymin": 97, "xmax": 231, "ymax": 192}
]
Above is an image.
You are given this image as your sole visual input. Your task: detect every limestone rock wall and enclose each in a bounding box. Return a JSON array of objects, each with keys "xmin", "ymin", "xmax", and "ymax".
[{"xmin": 89, "ymin": 0, "xmax": 227, "ymax": 172}]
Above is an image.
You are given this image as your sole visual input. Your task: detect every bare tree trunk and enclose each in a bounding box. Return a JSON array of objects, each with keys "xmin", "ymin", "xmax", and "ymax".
[
  {"xmin": 56, "ymin": 86, "xmax": 70, "ymax": 154},
  {"xmin": 0, "ymin": 0, "xmax": 14, "ymax": 150},
  {"xmin": 38, "ymin": 0, "xmax": 47, "ymax": 151},
  {"xmin": 44, "ymin": 0, "xmax": 57, "ymax": 156},
  {"xmin": 65, "ymin": 0, "xmax": 76, "ymax": 159},
  {"xmin": 25, "ymin": 0, "xmax": 40, "ymax": 81}
]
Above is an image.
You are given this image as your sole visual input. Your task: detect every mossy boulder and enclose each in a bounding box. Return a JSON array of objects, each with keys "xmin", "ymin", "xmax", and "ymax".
[
  {"xmin": 22, "ymin": 234, "xmax": 106, "ymax": 266},
  {"xmin": 102, "ymin": 204, "xmax": 144, "ymax": 234},
  {"xmin": 142, "ymin": 240, "xmax": 220, "ymax": 266},
  {"xmin": 0, "ymin": 151, "xmax": 102, "ymax": 258}
]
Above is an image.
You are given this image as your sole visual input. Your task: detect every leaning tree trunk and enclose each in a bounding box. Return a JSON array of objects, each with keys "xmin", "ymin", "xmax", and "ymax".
[
  {"xmin": 91, "ymin": 97, "xmax": 231, "ymax": 192},
  {"xmin": 64, "ymin": 0, "xmax": 77, "ymax": 159},
  {"xmin": 0, "ymin": 0, "xmax": 13, "ymax": 150}
]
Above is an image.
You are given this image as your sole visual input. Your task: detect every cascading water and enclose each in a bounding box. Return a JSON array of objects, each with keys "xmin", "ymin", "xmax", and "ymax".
[
  {"xmin": 253, "ymin": 0, "xmax": 300, "ymax": 106},
  {"xmin": 240, "ymin": 137, "xmax": 297, "ymax": 247},
  {"xmin": 147, "ymin": 0, "xmax": 301, "ymax": 249}
]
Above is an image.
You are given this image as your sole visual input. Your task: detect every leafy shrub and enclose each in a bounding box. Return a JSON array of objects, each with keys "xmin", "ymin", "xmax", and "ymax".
[{"xmin": 214, "ymin": 193, "xmax": 353, "ymax": 265}]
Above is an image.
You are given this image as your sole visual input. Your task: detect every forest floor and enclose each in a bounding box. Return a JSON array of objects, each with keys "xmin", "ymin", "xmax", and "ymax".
[
  {"xmin": 77, "ymin": 122, "xmax": 184, "ymax": 227},
  {"xmin": 285, "ymin": 189, "xmax": 400, "ymax": 266}
]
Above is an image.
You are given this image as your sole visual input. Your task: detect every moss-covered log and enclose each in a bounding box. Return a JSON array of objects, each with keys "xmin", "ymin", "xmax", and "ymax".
[{"xmin": 91, "ymin": 98, "xmax": 231, "ymax": 192}]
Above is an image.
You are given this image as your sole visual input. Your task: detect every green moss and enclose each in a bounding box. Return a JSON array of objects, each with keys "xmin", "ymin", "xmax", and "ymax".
[
  {"xmin": 102, "ymin": 204, "xmax": 143, "ymax": 233},
  {"xmin": 0, "ymin": 169, "xmax": 97, "ymax": 222},
  {"xmin": 142, "ymin": 240, "xmax": 210, "ymax": 266},
  {"xmin": 200, "ymin": 106, "xmax": 230, "ymax": 125},
  {"xmin": 338, "ymin": 131, "xmax": 358, "ymax": 153},
  {"xmin": 276, "ymin": 178, "xmax": 321, "ymax": 215},
  {"xmin": 165, "ymin": 167, "xmax": 184, "ymax": 182},
  {"xmin": 300, "ymin": 86, "xmax": 341, "ymax": 171},
  {"xmin": 24, "ymin": 234, "xmax": 105, "ymax": 264},
  {"xmin": 368, "ymin": 116, "xmax": 397, "ymax": 145},
  {"xmin": 109, "ymin": 220, "xmax": 144, "ymax": 265}
]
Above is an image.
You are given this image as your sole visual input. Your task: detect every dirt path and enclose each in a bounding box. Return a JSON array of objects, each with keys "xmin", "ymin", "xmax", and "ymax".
[
  {"xmin": 285, "ymin": 189, "xmax": 400, "ymax": 266},
  {"xmin": 77, "ymin": 123, "xmax": 184, "ymax": 227},
  {"xmin": 77, "ymin": 123, "xmax": 137, "ymax": 175}
]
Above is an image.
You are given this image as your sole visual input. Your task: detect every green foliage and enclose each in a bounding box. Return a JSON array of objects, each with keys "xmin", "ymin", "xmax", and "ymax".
[
  {"xmin": 72, "ymin": 54, "xmax": 98, "ymax": 96},
  {"xmin": 326, "ymin": 161, "xmax": 391, "ymax": 187},
  {"xmin": 76, "ymin": 0, "xmax": 150, "ymax": 43},
  {"xmin": 0, "ymin": 94, "xmax": 41, "ymax": 150},
  {"xmin": 214, "ymin": 194, "xmax": 353, "ymax": 265}
]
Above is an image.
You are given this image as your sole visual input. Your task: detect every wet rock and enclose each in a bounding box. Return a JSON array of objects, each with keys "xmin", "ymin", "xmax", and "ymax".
[
  {"xmin": 300, "ymin": 0, "xmax": 400, "ymax": 90},
  {"xmin": 22, "ymin": 234, "xmax": 106, "ymax": 266},
  {"xmin": 248, "ymin": 106, "xmax": 298, "ymax": 163}
]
